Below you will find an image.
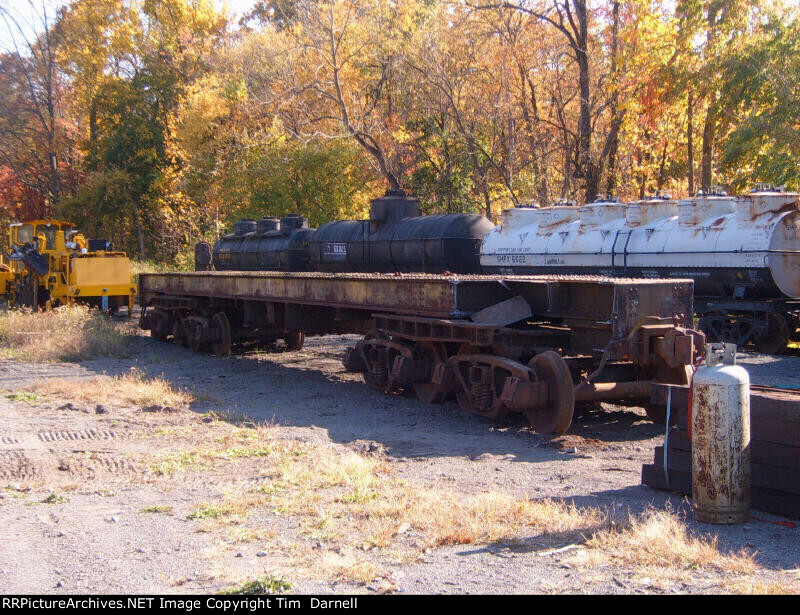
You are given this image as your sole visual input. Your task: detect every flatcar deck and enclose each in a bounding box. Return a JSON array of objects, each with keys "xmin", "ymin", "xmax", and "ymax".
[{"xmin": 138, "ymin": 271, "xmax": 704, "ymax": 434}]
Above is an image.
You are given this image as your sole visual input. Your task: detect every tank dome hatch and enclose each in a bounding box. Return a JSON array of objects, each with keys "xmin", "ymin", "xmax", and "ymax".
[
  {"xmin": 257, "ymin": 217, "xmax": 281, "ymax": 234},
  {"xmin": 280, "ymin": 213, "xmax": 309, "ymax": 232},
  {"xmin": 590, "ymin": 194, "xmax": 619, "ymax": 205},
  {"xmin": 369, "ymin": 190, "xmax": 422, "ymax": 233},
  {"xmin": 678, "ymin": 196, "xmax": 736, "ymax": 227},
  {"xmin": 625, "ymin": 197, "xmax": 679, "ymax": 227},
  {"xmin": 500, "ymin": 205, "xmax": 545, "ymax": 230},
  {"xmin": 234, "ymin": 219, "xmax": 257, "ymax": 236},
  {"xmin": 579, "ymin": 202, "xmax": 626, "ymax": 229},
  {"xmin": 735, "ymin": 191, "xmax": 800, "ymax": 226},
  {"xmin": 539, "ymin": 205, "xmax": 579, "ymax": 228}
]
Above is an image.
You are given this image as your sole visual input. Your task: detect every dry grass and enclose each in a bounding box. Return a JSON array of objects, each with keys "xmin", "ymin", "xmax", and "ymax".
[
  {"xmin": 575, "ymin": 507, "xmax": 757, "ymax": 577},
  {"xmin": 131, "ymin": 420, "xmax": 617, "ymax": 583},
  {"xmin": 26, "ymin": 368, "xmax": 194, "ymax": 409},
  {"xmin": 318, "ymin": 552, "xmax": 381, "ymax": 584},
  {"xmin": 727, "ymin": 579, "xmax": 800, "ymax": 594},
  {"xmin": 0, "ymin": 305, "xmax": 129, "ymax": 361},
  {"xmin": 129, "ymin": 419, "xmax": 780, "ymax": 588}
]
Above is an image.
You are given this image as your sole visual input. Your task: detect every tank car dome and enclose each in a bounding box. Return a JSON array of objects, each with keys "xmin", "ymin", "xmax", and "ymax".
[
  {"xmin": 234, "ymin": 219, "xmax": 257, "ymax": 235},
  {"xmin": 257, "ymin": 217, "xmax": 280, "ymax": 234}
]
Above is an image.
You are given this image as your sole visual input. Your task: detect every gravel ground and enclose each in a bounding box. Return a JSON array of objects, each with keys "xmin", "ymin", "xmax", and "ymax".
[{"xmin": 0, "ymin": 331, "xmax": 798, "ymax": 594}]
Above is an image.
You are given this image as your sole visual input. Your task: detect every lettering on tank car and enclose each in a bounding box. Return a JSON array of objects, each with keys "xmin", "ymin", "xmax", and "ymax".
[
  {"xmin": 670, "ymin": 271, "xmax": 711, "ymax": 278},
  {"xmin": 496, "ymin": 247, "xmax": 528, "ymax": 253},
  {"xmin": 495, "ymin": 254, "xmax": 529, "ymax": 265},
  {"xmin": 323, "ymin": 242, "xmax": 348, "ymax": 258},
  {"xmin": 545, "ymin": 257, "xmax": 565, "ymax": 265}
]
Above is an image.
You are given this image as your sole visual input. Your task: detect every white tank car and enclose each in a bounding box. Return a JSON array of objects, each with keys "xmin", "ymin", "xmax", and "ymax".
[{"xmin": 480, "ymin": 189, "xmax": 800, "ymax": 353}]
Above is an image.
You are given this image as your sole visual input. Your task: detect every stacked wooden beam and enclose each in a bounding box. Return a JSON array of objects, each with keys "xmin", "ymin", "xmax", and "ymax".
[{"xmin": 642, "ymin": 386, "xmax": 800, "ymax": 519}]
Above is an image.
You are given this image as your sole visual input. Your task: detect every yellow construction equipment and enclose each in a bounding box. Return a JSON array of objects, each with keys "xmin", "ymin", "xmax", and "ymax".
[{"xmin": 1, "ymin": 219, "xmax": 136, "ymax": 314}]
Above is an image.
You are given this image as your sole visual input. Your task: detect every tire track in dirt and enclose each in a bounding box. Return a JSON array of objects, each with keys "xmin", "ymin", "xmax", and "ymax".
[{"xmin": 0, "ymin": 448, "xmax": 40, "ymax": 480}]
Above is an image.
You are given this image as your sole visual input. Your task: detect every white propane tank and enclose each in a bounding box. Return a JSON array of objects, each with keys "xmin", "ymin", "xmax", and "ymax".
[{"xmin": 691, "ymin": 343, "xmax": 751, "ymax": 524}]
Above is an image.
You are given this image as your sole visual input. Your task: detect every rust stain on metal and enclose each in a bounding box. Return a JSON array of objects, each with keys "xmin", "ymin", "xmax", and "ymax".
[
  {"xmin": 691, "ymin": 344, "xmax": 751, "ymax": 524},
  {"xmin": 747, "ymin": 200, "xmax": 798, "ymax": 221}
]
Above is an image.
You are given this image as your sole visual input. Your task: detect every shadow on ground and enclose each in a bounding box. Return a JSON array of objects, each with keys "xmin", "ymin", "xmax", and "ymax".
[{"xmin": 64, "ymin": 333, "xmax": 672, "ymax": 465}]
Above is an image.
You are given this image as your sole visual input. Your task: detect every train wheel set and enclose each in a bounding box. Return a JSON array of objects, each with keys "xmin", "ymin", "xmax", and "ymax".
[
  {"xmin": 341, "ymin": 317, "xmax": 579, "ymax": 433},
  {"xmin": 139, "ymin": 271, "xmax": 705, "ymax": 435},
  {"xmin": 143, "ymin": 307, "xmax": 294, "ymax": 357},
  {"xmin": 698, "ymin": 307, "xmax": 797, "ymax": 355}
]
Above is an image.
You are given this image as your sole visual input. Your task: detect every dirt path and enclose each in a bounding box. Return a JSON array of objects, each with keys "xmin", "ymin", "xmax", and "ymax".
[{"xmin": 0, "ymin": 332, "xmax": 798, "ymax": 594}]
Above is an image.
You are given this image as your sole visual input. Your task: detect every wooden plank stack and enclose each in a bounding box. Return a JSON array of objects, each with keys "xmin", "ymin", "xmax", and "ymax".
[{"xmin": 641, "ymin": 386, "xmax": 800, "ymax": 519}]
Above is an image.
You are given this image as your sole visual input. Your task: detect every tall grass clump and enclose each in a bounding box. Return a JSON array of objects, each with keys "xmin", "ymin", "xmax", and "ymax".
[
  {"xmin": 33, "ymin": 368, "xmax": 194, "ymax": 408},
  {"xmin": 586, "ymin": 507, "xmax": 757, "ymax": 574},
  {"xmin": 0, "ymin": 304, "xmax": 129, "ymax": 361}
]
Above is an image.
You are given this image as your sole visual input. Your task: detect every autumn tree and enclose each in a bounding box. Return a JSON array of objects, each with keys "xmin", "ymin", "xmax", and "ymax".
[
  {"xmin": 718, "ymin": 6, "xmax": 800, "ymax": 190},
  {"xmin": 274, "ymin": 0, "xmax": 429, "ymax": 191},
  {"xmin": 57, "ymin": 0, "xmax": 228, "ymax": 258},
  {"xmin": 0, "ymin": 1, "xmax": 77, "ymax": 214}
]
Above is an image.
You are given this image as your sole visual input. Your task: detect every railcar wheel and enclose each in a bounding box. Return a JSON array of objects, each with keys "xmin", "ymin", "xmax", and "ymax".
[
  {"xmin": 284, "ymin": 331, "xmax": 305, "ymax": 351},
  {"xmin": 361, "ymin": 330, "xmax": 389, "ymax": 391},
  {"xmin": 451, "ymin": 344, "xmax": 511, "ymax": 417},
  {"xmin": 212, "ymin": 312, "xmax": 232, "ymax": 356},
  {"xmin": 526, "ymin": 351, "xmax": 575, "ymax": 434},
  {"xmin": 151, "ymin": 311, "xmax": 171, "ymax": 342},
  {"xmin": 754, "ymin": 313, "xmax": 790, "ymax": 355},
  {"xmin": 412, "ymin": 341, "xmax": 447, "ymax": 403},
  {"xmin": 182, "ymin": 316, "xmax": 208, "ymax": 352},
  {"xmin": 171, "ymin": 318, "xmax": 187, "ymax": 346},
  {"xmin": 178, "ymin": 316, "xmax": 196, "ymax": 347},
  {"xmin": 703, "ymin": 310, "xmax": 753, "ymax": 347}
]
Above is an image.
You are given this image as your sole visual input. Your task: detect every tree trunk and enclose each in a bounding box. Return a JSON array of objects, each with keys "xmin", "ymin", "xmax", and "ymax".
[
  {"xmin": 132, "ymin": 200, "xmax": 146, "ymax": 259},
  {"xmin": 656, "ymin": 140, "xmax": 669, "ymax": 191},
  {"xmin": 701, "ymin": 104, "xmax": 716, "ymax": 192},
  {"xmin": 687, "ymin": 91, "xmax": 694, "ymax": 195},
  {"xmin": 605, "ymin": 1, "xmax": 621, "ymax": 197},
  {"xmin": 470, "ymin": 147, "xmax": 492, "ymax": 220},
  {"xmin": 89, "ymin": 97, "xmax": 99, "ymax": 171},
  {"xmin": 520, "ymin": 69, "xmax": 549, "ymax": 205},
  {"xmin": 575, "ymin": 3, "xmax": 594, "ymax": 203}
]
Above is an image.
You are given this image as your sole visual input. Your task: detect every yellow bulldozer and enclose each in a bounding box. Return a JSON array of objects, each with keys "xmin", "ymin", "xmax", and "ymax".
[{"xmin": 0, "ymin": 219, "xmax": 136, "ymax": 314}]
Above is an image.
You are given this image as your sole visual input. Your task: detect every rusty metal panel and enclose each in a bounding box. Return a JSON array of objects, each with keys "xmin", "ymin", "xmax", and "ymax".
[
  {"xmin": 611, "ymin": 280, "xmax": 695, "ymax": 337},
  {"xmin": 504, "ymin": 276, "xmax": 694, "ymax": 326},
  {"xmin": 470, "ymin": 295, "xmax": 532, "ymax": 326},
  {"xmin": 139, "ymin": 272, "xmax": 694, "ymax": 327},
  {"xmin": 140, "ymin": 272, "xmax": 477, "ymax": 318}
]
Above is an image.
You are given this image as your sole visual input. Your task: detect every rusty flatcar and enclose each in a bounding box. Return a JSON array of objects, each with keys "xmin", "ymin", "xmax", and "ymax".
[{"xmin": 139, "ymin": 271, "xmax": 704, "ymax": 434}]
